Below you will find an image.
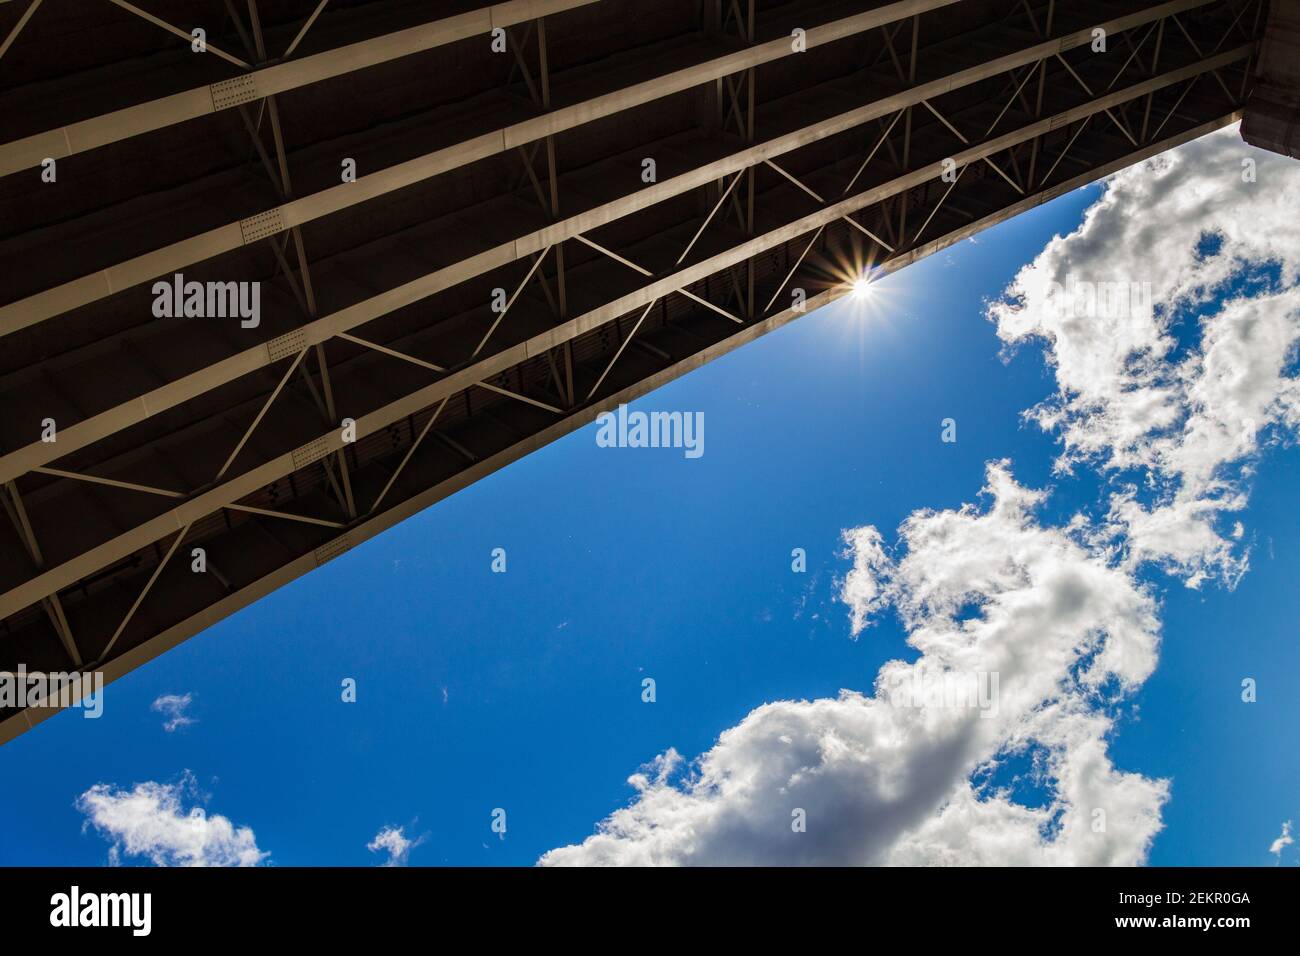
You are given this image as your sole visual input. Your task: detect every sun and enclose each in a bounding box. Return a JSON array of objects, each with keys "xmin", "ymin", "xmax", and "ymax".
[{"xmin": 850, "ymin": 275, "xmax": 874, "ymax": 299}]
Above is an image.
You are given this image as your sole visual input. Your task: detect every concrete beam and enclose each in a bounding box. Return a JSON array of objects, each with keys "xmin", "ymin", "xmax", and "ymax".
[{"xmin": 1241, "ymin": 0, "xmax": 1300, "ymax": 157}]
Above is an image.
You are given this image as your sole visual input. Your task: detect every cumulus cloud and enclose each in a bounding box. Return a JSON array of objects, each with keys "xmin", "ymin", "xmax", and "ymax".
[
  {"xmin": 988, "ymin": 127, "xmax": 1300, "ymax": 588},
  {"xmin": 76, "ymin": 772, "xmax": 266, "ymax": 867},
  {"xmin": 1268, "ymin": 820, "xmax": 1293, "ymax": 861},
  {"xmin": 542, "ymin": 127, "xmax": 1300, "ymax": 867},
  {"xmin": 367, "ymin": 825, "xmax": 426, "ymax": 866},
  {"xmin": 542, "ymin": 463, "xmax": 1167, "ymax": 866},
  {"xmin": 151, "ymin": 693, "xmax": 195, "ymax": 733}
]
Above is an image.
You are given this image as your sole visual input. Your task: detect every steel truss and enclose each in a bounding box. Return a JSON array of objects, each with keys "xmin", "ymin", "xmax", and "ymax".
[{"xmin": 0, "ymin": 0, "xmax": 1264, "ymax": 742}]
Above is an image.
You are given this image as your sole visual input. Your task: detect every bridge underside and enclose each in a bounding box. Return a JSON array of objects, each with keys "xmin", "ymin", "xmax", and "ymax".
[{"xmin": 0, "ymin": 0, "xmax": 1267, "ymax": 741}]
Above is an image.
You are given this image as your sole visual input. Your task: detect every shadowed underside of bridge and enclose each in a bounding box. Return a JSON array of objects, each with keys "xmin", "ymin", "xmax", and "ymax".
[{"xmin": 0, "ymin": 0, "xmax": 1274, "ymax": 742}]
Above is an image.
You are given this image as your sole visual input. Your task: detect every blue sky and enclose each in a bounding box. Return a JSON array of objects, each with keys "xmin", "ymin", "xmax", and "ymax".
[{"xmin": 2, "ymin": 131, "xmax": 1297, "ymax": 867}]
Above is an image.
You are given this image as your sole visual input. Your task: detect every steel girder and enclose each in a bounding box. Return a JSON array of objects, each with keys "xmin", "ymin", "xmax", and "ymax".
[{"xmin": 0, "ymin": 0, "xmax": 1264, "ymax": 742}]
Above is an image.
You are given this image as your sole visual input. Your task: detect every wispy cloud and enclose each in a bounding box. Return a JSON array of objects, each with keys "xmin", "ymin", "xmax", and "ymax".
[
  {"xmin": 1269, "ymin": 820, "xmax": 1293, "ymax": 862},
  {"xmin": 151, "ymin": 693, "xmax": 195, "ymax": 733},
  {"xmin": 367, "ymin": 825, "xmax": 427, "ymax": 866}
]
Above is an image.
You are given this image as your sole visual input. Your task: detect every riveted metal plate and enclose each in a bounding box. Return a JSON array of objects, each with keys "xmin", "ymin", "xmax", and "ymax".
[
  {"xmin": 239, "ymin": 207, "xmax": 285, "ymax": 245},
  {"xmin": 291, "ymin": 435, "xmax": 331, "ymax": 470},
  {"xmin": 210, "ymin": 74, "xmax": 260, "ymax": 111},
  {"xmin": 266, "ymin": 328, "xmax": 307, "ymax": 362},
  {"xmin": 314, "ymin": 533, "xmax": 352, "ymax": 567}
]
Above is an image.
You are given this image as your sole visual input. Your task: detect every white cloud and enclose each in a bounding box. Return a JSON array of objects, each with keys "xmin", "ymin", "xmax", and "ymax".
[
  {"xmin": 77, "ymin": 772, "xmax": 266, "ymax": 867},
  {"xmin": 988, "ymin": 126, "xmax": 1300, "ymax": 588},
  {"xmin": 839, "ymin": 526, "xmax": 890, "ymax": 635},
  {"xmin": 367, "ymin": 825, "xmax": 425, "ymax": 866},
  {"xmin": 1269, "ymin": 820, "xmax": 1293, "ymax": 860},
  {"xmin": 542, "ymin": 127, "xmax": 1300, "ymax": 868},
  {"xmin": 151, "ymin": 693, "xmax": 195, "ymax": 733},
  {"xmin": 542, "ymin": 463, "xmax": 1167, "ymax": 866}
]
